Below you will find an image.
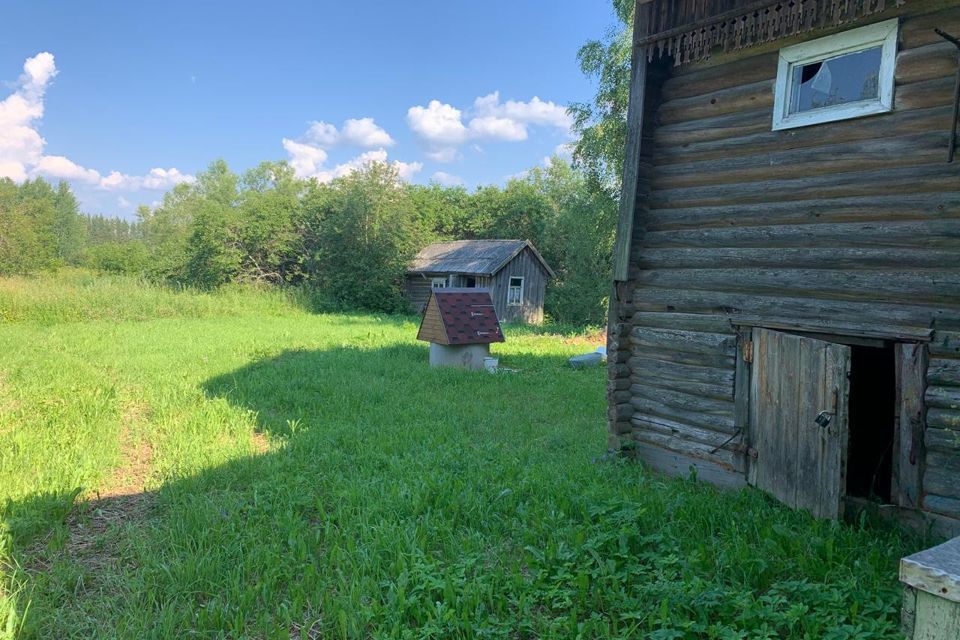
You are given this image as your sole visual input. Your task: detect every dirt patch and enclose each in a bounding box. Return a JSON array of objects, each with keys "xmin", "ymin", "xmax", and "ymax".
[
  {"xmin": 251, "ymin": 430, "xmax": 270, "ymax": 454},
  {"xmin": 562, "ymin": 328, "xmax": 607, "ymax": 347},
  {"xmin": 64, "ymin": 492, "xmax": 153, "ymax": 571},
  {"xmin": 59, "ymin": 399, "xmax": 156, "ymax": 570},
  {"xmin": 101, "ymin": 400, "xmax": 154, "ymax": 498}
]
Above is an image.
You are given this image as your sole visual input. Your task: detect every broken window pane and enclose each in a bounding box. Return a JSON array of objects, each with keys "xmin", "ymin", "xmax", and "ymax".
[{"xmin": 789, "ymin": 46, "xmax": 883, "ymax": 114}]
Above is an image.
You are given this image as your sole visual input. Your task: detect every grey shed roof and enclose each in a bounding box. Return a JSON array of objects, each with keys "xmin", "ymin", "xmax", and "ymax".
[{"xmin": 409, "ymin": 240, "xmax": 554, "ymax": 277}]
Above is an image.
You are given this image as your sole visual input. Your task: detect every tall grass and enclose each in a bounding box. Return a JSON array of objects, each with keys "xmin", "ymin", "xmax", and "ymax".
[
  {"xmin": 0, "ymin": 269, "xmax": 304, "ymax": 325},
  {"xmin": 0, "ymin": 273, "xmax": 925, "ymax": 638}
]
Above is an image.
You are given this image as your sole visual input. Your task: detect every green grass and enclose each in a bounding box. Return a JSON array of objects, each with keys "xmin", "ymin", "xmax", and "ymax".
[{"xmin": 0, "ymin": 272, "xmax": 926, "ymax": 638}]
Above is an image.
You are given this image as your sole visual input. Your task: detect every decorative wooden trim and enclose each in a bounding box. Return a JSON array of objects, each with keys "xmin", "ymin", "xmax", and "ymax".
[{"xmin": 641, "ymin": 0, "xmax": 907, "ymax": 66}]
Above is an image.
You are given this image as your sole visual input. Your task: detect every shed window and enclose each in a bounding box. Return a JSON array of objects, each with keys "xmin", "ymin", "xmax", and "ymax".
[
  {"xmin": 431, "ymin": 277, "xmax": 447, "ymax": 289},
  {"xmin": 772, "ymin": 19, "xmax": 897, "ymax": 131},
  {"xmin": 507, "ymin": 277, "xmax": 523, "ymax": 306}
]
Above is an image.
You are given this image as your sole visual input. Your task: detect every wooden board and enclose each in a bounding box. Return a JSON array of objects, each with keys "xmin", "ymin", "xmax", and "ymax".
[{"xmin": 750, "ymin": 328, "xmax": 851, "ymax": 519}]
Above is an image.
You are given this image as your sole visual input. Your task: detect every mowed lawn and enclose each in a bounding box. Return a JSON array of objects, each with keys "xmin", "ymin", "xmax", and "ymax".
[{"xmin": 0, "ymin": 273, "xmax": 925, "ymax": 639}]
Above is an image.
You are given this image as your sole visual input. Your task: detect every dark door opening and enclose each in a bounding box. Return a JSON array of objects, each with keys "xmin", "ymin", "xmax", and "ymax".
[{"xmin": 846, "ymin": 343, "xmax": 897, "ymax": 503}]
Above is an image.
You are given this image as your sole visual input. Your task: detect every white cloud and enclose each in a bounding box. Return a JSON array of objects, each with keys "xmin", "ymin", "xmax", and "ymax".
[
  {"xmin": 312, "ymin": 149, "xmax": 422, "ymax": 183},
  {"xmin": 407, "ymin": 92, "xmax": 571, "ymax": 163},
  {"xmin": 303, "ymin": 117, "xmax": 394, "ymax": 148},
  {"xmin": 282, "ymin": 138, "xmax": 328, "ymax": 177},
  {"xmin": 0, "ymin": 52, "xmax": 193, "ymax": 196},
  {"xmin": 284, "ymin": 117, "xmax": 417, "ymax": 183},
  {"xmin": 341, "ymin": 118, "xmax": 394, "ymax": 147},
  {"xmin": 430, "ymin": 171, "xmax": 463, "ymax": 187},
  {"xmin": 407, "ymin": 101, "xmax": 470, "ymax": 146},
  {"xmin": 0, "ymin": 52, "xmax": 56, "ymax": 180},
  {"xmin": 474, "ymin": 92, "xmax": 572, "ymax": 130},
  {"xmin": 117, "ymin": 196, "xmax": 132, "ymax": 209},
  {"xmin": 305, "ymin": 121, "xmax": 340, "ymax": 146},
  {"xmin": 98, "ymin": 167, "xmax": 194, "ymax": 191},
  {"xmin": 32, "ymin": 155, "xmax": 100, "ymax": 184},
  {"xmin": 0, "ymin": 161, "xmax": 27, "ymax": 182}
]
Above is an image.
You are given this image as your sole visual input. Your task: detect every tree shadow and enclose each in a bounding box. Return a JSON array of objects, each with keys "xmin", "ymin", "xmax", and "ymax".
[{"xmin": 3, "ymin": 343, "xmax": 607, "ymax": 637}]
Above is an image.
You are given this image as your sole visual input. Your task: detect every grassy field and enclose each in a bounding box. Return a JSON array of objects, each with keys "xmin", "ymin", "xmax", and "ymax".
[{"xmin": 0, "ymin": 272, "xmax": 927, "ymax": 638}]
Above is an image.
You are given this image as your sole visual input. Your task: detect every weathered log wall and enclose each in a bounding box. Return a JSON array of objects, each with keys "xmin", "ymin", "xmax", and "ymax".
[{"xmin": 618, "ymin": 4, "xmax": 960, "ymax": 497}]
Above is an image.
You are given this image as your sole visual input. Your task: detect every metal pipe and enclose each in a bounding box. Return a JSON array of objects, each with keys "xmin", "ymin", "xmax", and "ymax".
[{"xmin": 935, "ymin": 29, "xmax": 960, "ymax": 163}]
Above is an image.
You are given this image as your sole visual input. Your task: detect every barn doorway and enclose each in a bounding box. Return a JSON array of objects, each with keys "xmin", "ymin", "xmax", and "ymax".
[{"xmin": 845, "ymin": 343, "xmax": 896, "ymax": 503}]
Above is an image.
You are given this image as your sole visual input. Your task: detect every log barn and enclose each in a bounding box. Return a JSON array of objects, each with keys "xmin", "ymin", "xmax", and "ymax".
[
  {"xmin": 407, "ymin": 240, "xmax": 554, "ymax": 324},
  {"xmin": 608, "ymin": 0, "xmax": 960, "ymax": 533}
]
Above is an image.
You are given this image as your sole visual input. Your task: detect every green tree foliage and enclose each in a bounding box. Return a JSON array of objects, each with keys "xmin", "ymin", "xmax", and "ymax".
[
  {"xmin": 1, "ymin": 155, "xmax": 617, "ymax": 324},
  {"xmin": 310, "ymin": 162, "xmax": 424, "ymax": 313},
  {"xmin": 532, "ymin": 159, "xmax": 617, "ymax": 326},
  {"xmin": 568, "ymin": 0, "xmax": 633, "ymax": 188},
  {"xmin": 184, "ymin": 160, "xmax": 242, "ymax": 289},
  {"xmin": 236, "ymin": 162, "xmax": 307, "ymax": 284},
  {"xmin": 0, "ymin": 177, "xmax": 85, "ymax": 275},
  {"xmin": 83, "ymin": 214, "xmax": 148, "ymax": 274}
]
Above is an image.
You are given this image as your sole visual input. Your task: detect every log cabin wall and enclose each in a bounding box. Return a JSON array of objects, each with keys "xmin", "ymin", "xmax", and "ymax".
[{"xmin": 616, "ymin": 3, "xmax": 960, "ymax": 512}]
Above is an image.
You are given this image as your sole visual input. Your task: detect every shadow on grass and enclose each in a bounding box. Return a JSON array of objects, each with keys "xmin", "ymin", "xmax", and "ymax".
[
  {"xmin": 3, "ymin": 343, "xmax": 611, "ymax": 637},
  {"xmin": 0, "ymin": 343, "xmax": 922, "ymax": 639}
]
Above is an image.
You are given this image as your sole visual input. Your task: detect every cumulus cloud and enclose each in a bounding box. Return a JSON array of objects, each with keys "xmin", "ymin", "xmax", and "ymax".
[
  {"xmin": 304, "ymin": 117, "xmax": 394, "ymax": 148},
  {"xmin": 310, "ymin": 148, "xmax": 422, "ymax": 183},
  {"xmin": 406, "ymin": 91, "xmax": 571, "ymax": 163},
  {"xmin": 98, "ymin": 167, "xmax": 194, "ymax": 191},
  {"xmin": 283, "ymin": 118, "xmax": 418, "ymax": 183},
  {"xmin": 407, "ymin": 101, "xmax": 470, "ymax": 147},
  {"xmin": 282, "ymin": 138, "xmax": 328, "ymax": 177},
  {"xmin": 0, "ymin": 52, "xmax": 56, "ymax": 180},
  {"xmin": 0, "ymin": 52, "xmax": 193, "ymax": 193},
  {"xmin": 430, "ymin": 171, "xmax": 463, "ymax": 187}
]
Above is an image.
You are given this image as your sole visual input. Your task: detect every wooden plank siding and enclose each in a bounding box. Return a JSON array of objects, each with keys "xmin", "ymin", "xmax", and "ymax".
[
  {"xmin": 619, "ymin": 3, "xmax": 960, "ymax": 497},
  {"xmin": 489, "ymin": 248, "xmax": 548, "ymax": 324},
  {"xmin": 407, "ymin": 247, "xmax": 548, "ymax": 324}
]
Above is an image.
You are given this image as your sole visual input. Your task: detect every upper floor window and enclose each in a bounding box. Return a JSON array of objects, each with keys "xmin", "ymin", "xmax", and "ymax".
[
  {"xmin": 431, "ymin": 277, "xmax": 447, "ymax": 289},
  {"xmin": 773, "ymin": 19, "xmax": 898, "ymax": 131},
  {"xmin": 507, "ymin": 277, "xmax": 523, "ymax": 306}
]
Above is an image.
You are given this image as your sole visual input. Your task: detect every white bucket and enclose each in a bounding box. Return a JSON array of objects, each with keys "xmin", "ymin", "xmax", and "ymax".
[{"xmin": 484, "ymin": 357, "xmax": 499, "ymax": 373}]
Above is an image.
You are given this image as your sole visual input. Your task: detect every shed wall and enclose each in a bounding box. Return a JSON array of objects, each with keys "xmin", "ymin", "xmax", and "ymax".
[
  {"xmin": 614, "ymin": 5, "xmax": 960, "ymax": 513},
  {"xmin": 490, "ymin": 248, "xmax": 548, "ymax": 324}
]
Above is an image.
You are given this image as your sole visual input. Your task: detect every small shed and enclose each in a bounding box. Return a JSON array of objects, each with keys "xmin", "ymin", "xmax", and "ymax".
[
  {"xmin": 606, "ymin": 0, "xmax": 960, "ymax": 534},
  {"xmin": 416, "ymin": 288, "xmax": 505, "ymax": 370},
  {"xmin": 407, "ymin": 239, "xmax": 554, "ymax": 324}
]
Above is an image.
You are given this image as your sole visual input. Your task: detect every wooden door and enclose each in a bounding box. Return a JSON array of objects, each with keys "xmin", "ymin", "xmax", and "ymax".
[{"xmin": 750, "ymin": 328, "xmax": 851, "ymax": 519}]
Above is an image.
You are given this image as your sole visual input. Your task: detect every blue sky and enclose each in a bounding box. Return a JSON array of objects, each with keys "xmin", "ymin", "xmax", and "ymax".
[{"xmin": 0, "ymin": 1, "xmax": 617, "ymax": 218}]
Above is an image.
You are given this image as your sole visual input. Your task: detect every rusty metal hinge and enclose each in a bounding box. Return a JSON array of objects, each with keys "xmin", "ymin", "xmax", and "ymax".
[
  {"xmin": 731, "ymin": 443, "xmax": 758, "ymax": 459},
  {"xmin": 742, "ymin": 340, "xmax": 753, "ymax": 364}
]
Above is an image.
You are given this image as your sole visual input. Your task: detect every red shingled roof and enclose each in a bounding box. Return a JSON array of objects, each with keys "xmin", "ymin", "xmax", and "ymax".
[{"xmin": 416, "ymin": 288, "xmax": 505, "ymax": 346}]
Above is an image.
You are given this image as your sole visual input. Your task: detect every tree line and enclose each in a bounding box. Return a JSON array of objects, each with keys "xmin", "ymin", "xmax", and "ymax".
[
  {"xmin": 1, "ymin": 0, "xmax": 630, "ymax": 326},
  {"xmin": 0, "ymin": 157, "xmax": 617, "ymax": 325}
]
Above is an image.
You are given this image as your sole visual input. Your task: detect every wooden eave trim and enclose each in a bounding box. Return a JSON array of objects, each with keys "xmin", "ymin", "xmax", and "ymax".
[
  {"xmin": 490, "ymin": 241, "xmax": 556, "ymax": 279},
  {"xmin": 636, "ymin": 0, "xmax": 781, "ymax": 48}
]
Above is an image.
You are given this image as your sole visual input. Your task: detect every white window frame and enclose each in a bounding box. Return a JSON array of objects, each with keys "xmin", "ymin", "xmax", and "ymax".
[
  {"xmin": 431, "ymin": 277, "xmax": 447, "ymax": 289},
  {"xmin": 772, "ymin": 19, "xmax": 898, "ymax": 131},
  {"xmin": 507, "ymin": 276, "xmax": 524, "ymax": 306}
]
